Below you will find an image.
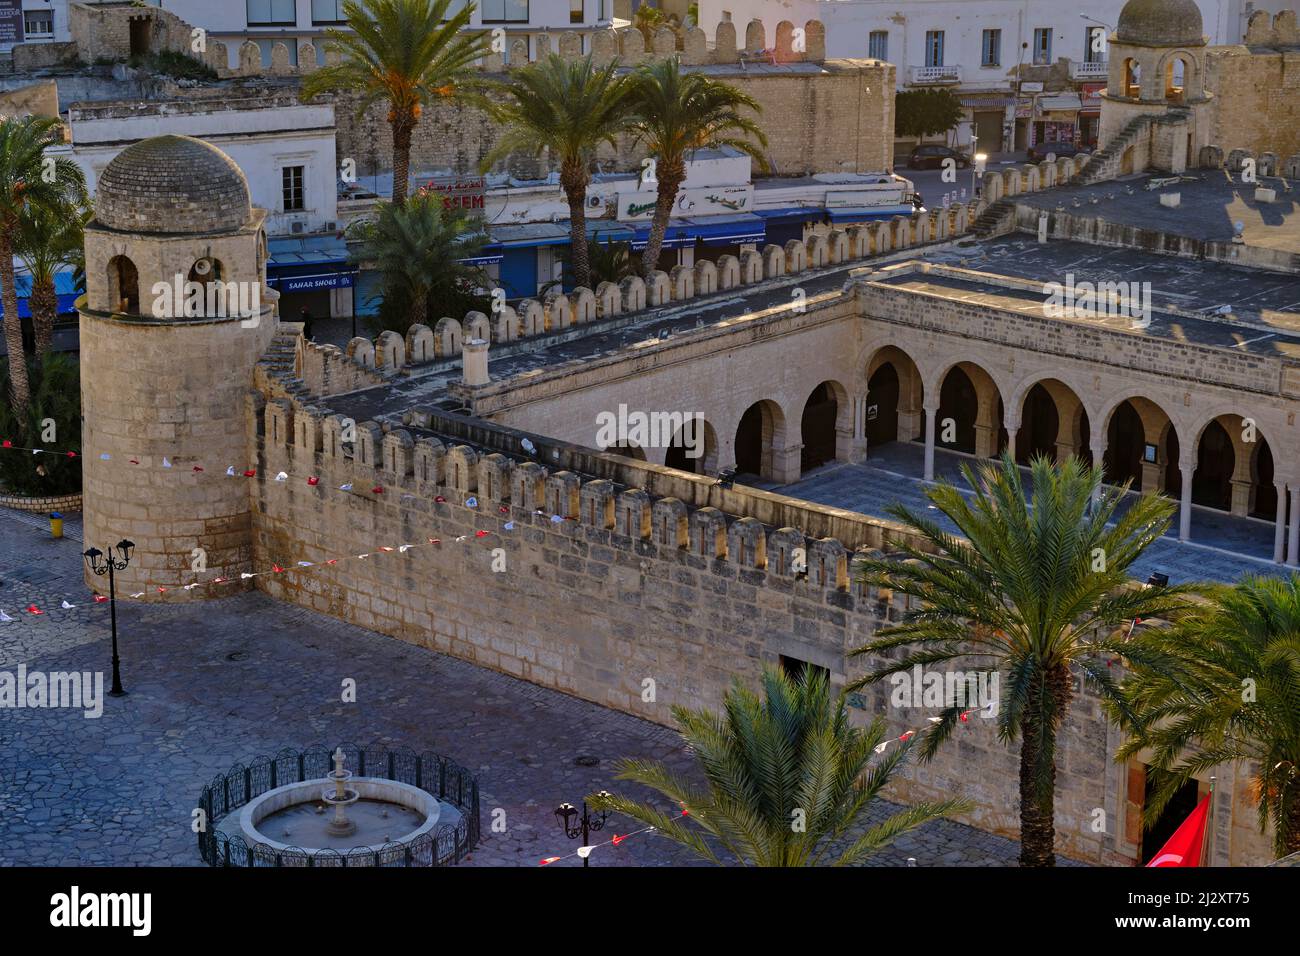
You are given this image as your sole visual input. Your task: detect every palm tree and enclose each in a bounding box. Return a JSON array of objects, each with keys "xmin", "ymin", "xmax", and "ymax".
[
  {"xmin": 849, "ymin": 454, "xmax": 1191, "ymax": 866},
  {"xmin": 16, "ymin": 197, "xmax": 90, "ymax": 357},
  {"xmin": 0, "ymin": 115, "xmax": 86, "ymax": 415},
  {"xmin": 628, "ymin": 56, "xmax": 768, "ymax": 276},
  {"xmin": 301, "ymin": 0, "xmax": 489, "ymax": 206},
  {"xmin": 348, "ymin": 189, "xmax": 488, "ymax": 333},
  {"xmin": 478, "ymin": 55, "xmax": 636, "ymax": 290},
  {"xmin": 1116, "ymin": 574, "xmax": 1300, "ymax": 859},
  {"xmin": 589, "ymin": 666, "xmax": 969, "ymax": 866}
]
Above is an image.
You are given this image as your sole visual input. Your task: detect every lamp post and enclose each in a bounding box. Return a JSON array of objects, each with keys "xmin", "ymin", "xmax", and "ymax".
[
  {"xmin": 555, "ymin": 792, "xmax": 612, "ymax": 867},
  {"xmin": 83, "ymin": 539, "xmax": 134, "ymax": 697}
]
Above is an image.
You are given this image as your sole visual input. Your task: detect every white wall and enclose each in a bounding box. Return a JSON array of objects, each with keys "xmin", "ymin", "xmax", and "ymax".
[
  {"xmin": 1, "ymin": 1, "xmax": 72, "ymax": 52},
  {"xmin": 63, "ymin": 102, "xmax": 338, "ymax": 236},
  {"xmin": 698, "ymin": 0, "xmax": 1296, "ymax": 83},
  {"xmin": 121, "ymin": 0, "xmax": 611, "ymax": 36}
]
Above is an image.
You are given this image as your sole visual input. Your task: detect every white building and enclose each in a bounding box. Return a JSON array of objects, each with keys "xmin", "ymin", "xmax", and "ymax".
[
  {"xmin": 51, "ymin": 94, "xmax": 339, "ymax": 237},
  {"xmin": 43, "ymin": 0, "xmax": 614, "ymax": 68},
  {"xmin": 696, "ymin": 0, "xmax": 1295, "ymax": 151},
  {"xmin": 1, "ymin": 1, "xmax": 74, "ymax": 52}
]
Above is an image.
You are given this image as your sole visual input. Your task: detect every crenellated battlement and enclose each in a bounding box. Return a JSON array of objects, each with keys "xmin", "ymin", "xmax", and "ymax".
[
  {"xmin": 254, "ymin": 390, "xmax": 935, "ymax": 601},
  {"xmin": 1243, "ymin": 9, "xmax": 1300, "ymax": 47},
  {"xmin": 197, "ymin": 19, "xmax": 831, "ymax": 79}
]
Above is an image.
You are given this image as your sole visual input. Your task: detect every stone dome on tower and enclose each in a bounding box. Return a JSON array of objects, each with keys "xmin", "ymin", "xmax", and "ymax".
[
  {"xmin": 1115, "ymin": 0, "xmax": 1206, "ymax": 47},
  {"xmin": 94, "ymin": 134, "xmax": 252, "ymax": 235}
]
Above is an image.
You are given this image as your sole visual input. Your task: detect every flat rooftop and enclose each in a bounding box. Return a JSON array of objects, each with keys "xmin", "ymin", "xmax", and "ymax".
[
  {"xmin": 1015, "ymin": 172, "xmax": 1300, "ymax": 256},
  {"xmin": 877, "ymin": 235, "xmax": 1300, "ymax": 360},
  {"xmin": 326, "ymin": 235, "xmax": 1300, "ymax": 426}
]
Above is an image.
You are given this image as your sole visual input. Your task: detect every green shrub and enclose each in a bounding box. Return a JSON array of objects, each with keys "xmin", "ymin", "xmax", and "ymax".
[{"xmin": 0, "ymin": 354, "xmax": 82, "ymax": 496}]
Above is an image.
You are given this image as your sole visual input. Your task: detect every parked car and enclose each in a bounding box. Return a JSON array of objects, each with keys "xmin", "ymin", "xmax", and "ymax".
[
  {"xmin": 1027, "ymin": 141, "xmax": 1083, "ymax": 162},
  {"xmin": 906, "ymin": 145, "xmax": 970, "ymax": 170}
]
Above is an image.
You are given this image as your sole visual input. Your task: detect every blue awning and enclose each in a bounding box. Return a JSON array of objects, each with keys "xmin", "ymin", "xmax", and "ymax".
[
  {"xmin": 827, "ymin": 206, "xmax": 914, "ymax": 222},
  {"xmin": 627, "ymin": 214, "xmax": 767, "ymax": 250},
  {"xmin": 753, "ymin": 206, "xmax": 825, "ymax": 222},
  {"xmin": 0, "ymin": 270, "xmax": 81, "ymax": 319}
]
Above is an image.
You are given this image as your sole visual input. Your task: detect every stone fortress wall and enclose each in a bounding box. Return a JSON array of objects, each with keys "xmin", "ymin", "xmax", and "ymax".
[
  {"xmin": 247, "ymin": 338, "xmax": 1274, "ymax": 866},
  {"xmin": 1208, "ymin": 10, "xmax": 1300, "ymax": 159}
]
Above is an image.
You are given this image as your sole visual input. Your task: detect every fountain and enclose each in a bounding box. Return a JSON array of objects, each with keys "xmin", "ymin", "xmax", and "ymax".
[
  {"xmin": 322, "ymin": 747, "xmax": 359, "ymax": 838},
  {"xmin": 232, "ymin": 748, "xmax": 456, "ymax": 857}
]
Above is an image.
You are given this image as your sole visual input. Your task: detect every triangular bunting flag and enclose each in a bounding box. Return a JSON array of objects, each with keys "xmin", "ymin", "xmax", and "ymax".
[
  {"xmin": 26, "ymin": 605, "xmax": 43, "ymax": 615},
  {"xmin": 466, "ymin": 496, "xmax": 478, "ymax": 508},
  {"xmin": 61, "ymin": 600, "xmax": 75, "ymax": 609}
]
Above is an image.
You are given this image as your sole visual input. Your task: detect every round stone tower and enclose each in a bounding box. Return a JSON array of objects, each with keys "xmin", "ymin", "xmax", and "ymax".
[
  {"xmin": 79, "ymin": 135, "xmax": 278, "ymax": 599},
  {"xmin": 1099, "ymin": 0, "xmax": 1213, "ymax": 172}
]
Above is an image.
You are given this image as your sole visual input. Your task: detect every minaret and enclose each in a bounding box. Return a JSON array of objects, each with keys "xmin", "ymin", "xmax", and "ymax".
[
  {"xmin": 79, "ymin": 135, "xmax": 278, "ymax": 599},
  {"xmin": 1099, "ymin": 0, "xmax": 1212, "ymax": 173}
]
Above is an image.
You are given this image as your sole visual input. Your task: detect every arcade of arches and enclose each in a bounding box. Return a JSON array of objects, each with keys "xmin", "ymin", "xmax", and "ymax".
[{"xmin": 695, "ymin": 347, "xmax": 1300, "ymax": 567}]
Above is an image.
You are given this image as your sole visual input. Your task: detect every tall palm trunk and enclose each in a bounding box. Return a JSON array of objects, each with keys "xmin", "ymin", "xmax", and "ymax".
[
  {"xmin": 409, "ymin": 288, "xmax": 428, "ymax": 330},
  {"xmin": 31, "ymin": 275, "xmax": 58, "ymax": 356},
  {"xmin": 1284, "ymin": 783, "xmax": 1300, "ymax": 857},
  {"xmin": 1017, "ymin": 665, "xmax": 1071, "ymax": 867},
  {"xmin": 639, "ymin": 158, "xmax": 685, "ymax": 277},
  {"xmin": 391, "ymin": 115, "xmax": 416, "ymax": 207},
  {"xmin": 560, "ymin": 157, "xmax": 591, "ymax": 290},
  {"xmin": 0, "ymin": 230, "xmax": 31, "ymax": 415}
]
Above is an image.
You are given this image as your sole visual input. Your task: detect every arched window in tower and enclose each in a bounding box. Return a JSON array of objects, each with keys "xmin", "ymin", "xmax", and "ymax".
[
  {"xmin": 1123, "ymin": 58, "xmax": 1141, "ymax": 98},
  {"xmin": 1165, "ymin": 56, "xmax": 1187, "ymax": 103},
  {"xmin": 107, "ymin": 255, "xmax": 140, "ymax": 314},
  {"xmin": 188, "ymin": 257, "xmax": 224, "ymax": 284}
]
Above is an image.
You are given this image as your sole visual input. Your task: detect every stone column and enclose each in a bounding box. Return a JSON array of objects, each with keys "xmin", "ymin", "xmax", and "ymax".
[
  {"xmin": 848, "ymin": 395, "xmax": 868, "ymax": 464},
  {"xmin": 1091, "ymin": 439, "xmax": 1107, "ymax": 504},
  {"xmin": 1273, "ymin": 480, "xmax": 1287, "ymax": 564},
  {"xmin": 973, "ymin": 423, "xmax": 998, "ymax": 459},
  {"xmin": 772, "ymin": 444, "xmax": 803, "ymax": 484},
  {"xmin": 923, "ymin": 404, "xmax": 938, "ymax": 481},
  {"xmin": 1179, "ymin": 460, "xmax": 1195, "ymax": 542},
  {"xmin": 1003, "ymin": 425, "xmax": 1019, "ymax": 461},
  {"xmin": 1229, "ymin": 478, "xmax": 1253, "ymax": 517},
  {"xmin": 1288, "ymin": 484, "xmax": 1300, "ymax": 569},
  {"xmin": 1140, "ymin": 459, "xmax": 1163, "ymax": 494}
]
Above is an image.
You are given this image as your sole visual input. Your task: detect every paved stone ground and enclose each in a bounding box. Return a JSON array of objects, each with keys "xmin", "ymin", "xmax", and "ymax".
[
  {"xmin": 781, "ymin": 443, "xmax": 1283, "ymax": 586},
  {"xmin": 0, "ymin": 507, "xmax": 1054, "ymax": 867}
]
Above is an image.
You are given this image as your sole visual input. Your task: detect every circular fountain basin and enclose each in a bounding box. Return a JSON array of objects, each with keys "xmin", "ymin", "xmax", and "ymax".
[{"xmin": 239, "ymin": 777, "xmax": 441, "ymax": 853}]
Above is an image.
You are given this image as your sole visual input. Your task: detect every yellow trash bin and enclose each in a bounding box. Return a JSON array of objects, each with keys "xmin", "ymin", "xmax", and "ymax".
[{"xmin": 50, "ymin": 512, "xmax": 64, "ymax": 539}]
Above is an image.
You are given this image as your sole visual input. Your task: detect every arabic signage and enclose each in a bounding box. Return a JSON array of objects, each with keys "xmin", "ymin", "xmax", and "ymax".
[
  {"xmin": 419, "ymin": 175, "xmax": 486, "ymax": 216},
  {"xmin": 617, "ymin": 185, "xmax": 753, "ymax": 221},
  {"xmin": 824, "ymin": 184, "xmax": 909, "ymax": 209},
  {"xmin": 0, "ymin": 1, "xmax": 24, "ymax": 46}
]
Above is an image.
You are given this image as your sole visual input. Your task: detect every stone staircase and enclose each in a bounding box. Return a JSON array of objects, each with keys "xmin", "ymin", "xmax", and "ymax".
[
  {"xmin": 971, "ymin": 197, "xmax": 1017, "ymax": 238},
  {"xmin": 1070, "ymin": 116, "xmax": 1150, "ymax": 185}
]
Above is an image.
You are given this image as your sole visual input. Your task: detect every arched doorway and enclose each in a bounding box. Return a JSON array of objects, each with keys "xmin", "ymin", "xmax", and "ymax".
[
  {"xmin": 935, "ymin": 362, "xmax": 1001, "ymax": 458},
  {"xmin": 1192, "ymin": 420, "xmax": 1233, "ymax": 510},
  {"xmin": 800, "ymin": 381, "xmax": 845, "ymax": 474},
  {"xmin": 864, "ymin": 346, "xmax": 924, "ymax": 452},
  {"xmin": 1104, "ymin": 396, "xmax": 1176, "ymax": 493},
  {"xmin": 1017, "ymin": 383, "xmax": 1060, "ymax": 463},
  {"xmin": 865, "ymin": 362, "xmax": 899, "ymax": 448},
  {"xmin": 937, "ymin": 367, "xmax": 978, "ymax": 454},
  {"xmin": 1124, "ymin": 58, "xmax": 1141, "ymax": 98},
  {"xmin": 1252, "ymin": 437, "xmax": 1277, "ymax": 521},
  {"xmin": 734, "ymin": 400, "xmax": 785, "ymax": 481},
  {"xmin": 665, "ymin": 418, "xmax": 717, "ymax": 475},
  {"xmin": 1105, "ymin": 400, "xmax": 1145, "ymax": 487}
]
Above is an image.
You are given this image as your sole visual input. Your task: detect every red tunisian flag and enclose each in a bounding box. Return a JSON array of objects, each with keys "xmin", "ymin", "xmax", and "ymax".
[{"xmin": 1145, "ymin": 794, "xmax": 1210, "ymax": 867}]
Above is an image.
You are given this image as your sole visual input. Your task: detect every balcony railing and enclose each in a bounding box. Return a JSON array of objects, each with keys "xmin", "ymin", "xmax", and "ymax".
[
  {"xmin": 908, "ymin": 65, "xmax": 962, "ymax": 84},
  {"xmin": 1070, "ymin": 59, "xmax": 1109, "ymax": 78}
]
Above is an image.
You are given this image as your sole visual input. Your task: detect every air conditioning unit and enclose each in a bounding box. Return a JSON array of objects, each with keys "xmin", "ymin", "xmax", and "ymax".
[
  {"xmin": 291, "ymin": 221, "xmax": 305, "ymax": 234},
  {"xmin": 587, "ymin": 194, "xmax": 602, "ymax": 208},
  {"xmin": 323, "ymin": 221, "xmax": 337, "ymax": 232}
]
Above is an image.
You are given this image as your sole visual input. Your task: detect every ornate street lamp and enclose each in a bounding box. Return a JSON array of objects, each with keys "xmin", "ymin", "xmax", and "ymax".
[
  {"xmin": 555, "ymin": 792, "xmax": 612, "ymax": 867},
  {"xmin": 83, "ymin": 539, "xmax": 134, "ymax": 697}
]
